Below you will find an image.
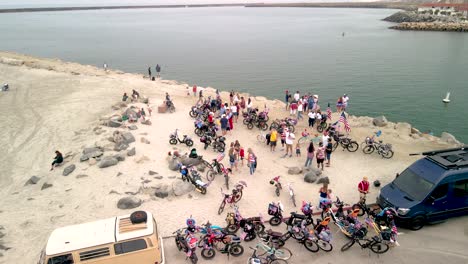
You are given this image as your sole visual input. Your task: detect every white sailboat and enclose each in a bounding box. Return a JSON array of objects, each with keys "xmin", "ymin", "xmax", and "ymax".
[{"xmin": 442, "ymin": 92, "xmax": 451, "ymax": 103}]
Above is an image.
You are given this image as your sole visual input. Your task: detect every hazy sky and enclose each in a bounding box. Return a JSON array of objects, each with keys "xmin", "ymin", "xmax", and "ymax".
[{"xmin": 0, "ymin": 0, "xmax": 362, "ymax": 8}]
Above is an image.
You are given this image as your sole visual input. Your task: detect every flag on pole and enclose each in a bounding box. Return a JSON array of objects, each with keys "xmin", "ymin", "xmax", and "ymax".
[
  {"xmin": 339, "ymin": 112, "xmax": 351, "ymax": 132},
  {"xmin": 326, "ymin": 103, "xmax": 332, "ymax": 120}
]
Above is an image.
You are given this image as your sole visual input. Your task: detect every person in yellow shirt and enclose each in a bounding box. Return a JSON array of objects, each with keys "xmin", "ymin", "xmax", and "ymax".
[{"xmin": 270, "ymin": 128, "xmax": 278, "ymax": 152}]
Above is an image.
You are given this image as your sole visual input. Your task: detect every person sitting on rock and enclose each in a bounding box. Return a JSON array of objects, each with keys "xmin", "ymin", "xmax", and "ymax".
[
  {"xmin": 189, "ymin": 148, "xmax": 198, "ymax": 159},
  {"xmin": 2, "ymin": 83, "xmax": 9, "ymax": 91},
  {"xmin": 50, "ymin": 150, "xmax": 63, "ymax": 171}
]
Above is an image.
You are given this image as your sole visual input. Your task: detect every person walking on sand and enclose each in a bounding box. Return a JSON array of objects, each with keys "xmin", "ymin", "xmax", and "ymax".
[
  {"xmin": 294, "ymin": 91, "xmax": 300, "ymax": 102},
  {"xmin": 231, "ymin": 103, "xmax": 238, "ymax": 123},
  {"xmin": 141, "ymin": 108, "xmax": 146, "ymax": 118},
  {"xmin": 50, "ymin": 150, "xmax": 63, "ymax": 171},
  {"xmin": 305, "ymin": 141, "xmax": 315, "ymax": 167},
  {"xmin": 283, "ymin": 130, "xmax": 295, "ymax": 158},
  {"xmin": 247, "ymin": 148, "xmax": 257, "ymax": 175},
  {"xmin": 270, "ymin": 128, "xmax": 278, "ymax": 152},
  {"xmin": 295, "ymin": 142, "xmax": 301, "ymax": 157},
  {"xmin": 148, "ymin": 67, "xmax": 152, "ymax": 79},
  {"xmin": 155, "ymin": 64, "xmax": 161, "ymax": 78},
  {"xmin": 148, "ymin": 106, "xmax": 152, "ymax": 117},
  {"xmin": 325, "ymin": 138, "xmax": 333, "ymax": 167},
  {"xmin": 192, "ymin": 85, "xmax": 197, "ymax": 97},
  {"xmin": 316, "ymin": 142, "xmax": 326, "ymax": 170},
  {"xmin": 358, "ymin": 176, "xmax": 370, "ymax": 200}
]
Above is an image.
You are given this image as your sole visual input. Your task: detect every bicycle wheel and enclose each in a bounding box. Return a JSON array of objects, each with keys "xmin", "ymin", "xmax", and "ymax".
[
  {"xmin": 274, "ymin": 247, "xmax": 292, "ymax": 260},
  {"xmin": 229, "ymin": 244, "xmax": 244, "ymax": 257},
  {"xmin": 269, "ymin": 217, "xmax": 281, "ymax": 226},
  {"xmin": 206, "ymin": 169, "xmax": 216, "ymax": 181},
  {"xmin": 201, "ymin": 248, "xmax": 216, "ymax": 259},
  {"xmin": 352, "ymin": 204, "xmax": 365, "ymax": 217},
  {"xmin": 270, "ymin": 260, "xmax": 288, "ymax": 264},
  {"xmin": 226, "ymin": 224, "xmax": 239, "ymax": 234},
  {"xmin": 304, "ymin": 240, "xmax": 319, "ymax": 253},
  {"xmin": 243, "ymin": 118, "xmax": 250, "ymax": 125},
  {"xmin": 382, "ymin": 149, "xmax": 394, "ymax": 159},
  {"xmin": 347, "ymin": 141, "xmax": 359, "ymax": 152},
  {"xmin": 370, "ymin": 242, "xmax": 389, "ymax": 254},
  {"xmin": 332, "ymin": 142, "xmax": 339, "ymax": 151},
  {"xmin": 218, "ymin": 201, "xmax": 226, "ymax": 215},
  {"xmin": 261, "ymin": 123, "xmax": 269, "ymax": 131},
  {"xmin": 288, "ymin": 125, "xmax": 295, "ymax": 133},
  {"xmin": 190, "ymin": 252, "xmax": 198, "ymax": 264},
  {"xmin": 255, "ymin": 223, "xmax": 265, "ymax": 234},
  {"xmin": 362, "ymin": 145, "xmax": 375, "ymax": 154},
  {"xmin": 317, "ymin": 240, "xmax": 333, "ymax": 252},
  {"xmin": 317, "ymin": 125, "xmax": 324, "ymax": 133},
  {"xmin": 233, "ymin": 191, "xmax": 243, "ymax": 203},
  {"xmin": 340, "ymin": 240, "xmax": 355, "ymax": 252},
  {"xmin": 247, "ymin": 123, "xmax": 254, "ymax": 130}
]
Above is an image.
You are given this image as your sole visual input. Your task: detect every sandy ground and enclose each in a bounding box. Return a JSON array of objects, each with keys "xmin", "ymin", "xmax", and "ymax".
[{"xmin": 0, "ymin": 52, "xmax": 464, "ymax": 264}]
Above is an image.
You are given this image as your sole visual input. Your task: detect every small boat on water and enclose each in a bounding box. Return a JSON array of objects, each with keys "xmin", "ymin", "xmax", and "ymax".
[{"xmin": 442, "ymin": 92, "xmax": 450, "ymax": 103}]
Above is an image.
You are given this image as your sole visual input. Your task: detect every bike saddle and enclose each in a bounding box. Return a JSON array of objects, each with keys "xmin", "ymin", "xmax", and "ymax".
[
  {"xmin": 290, "ymin": 212, "xmax": 306, "ymax": 219},
  {"xmin": 183, "ymin": 135, "xmax": 187, "ymax": 137},
  {"xmin": 246, "ymin": 216, "xmax": 261, "ymax": 222},
  {"xmin": 379, "ymin": 140, "xmax": 383, "ymax": 143}
]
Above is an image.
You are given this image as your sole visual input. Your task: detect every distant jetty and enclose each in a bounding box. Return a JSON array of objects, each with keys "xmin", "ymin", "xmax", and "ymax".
[
  {"xmin": 245, "ymin": 2, "xmax": 417, "ymax": 11},
  {"xmin": 390, "ymin": 22, "xmax": 468, "ymax": 32}
]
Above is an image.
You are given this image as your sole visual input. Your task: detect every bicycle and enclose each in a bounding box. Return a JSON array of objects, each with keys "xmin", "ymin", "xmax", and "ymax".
[
  {"xmin": 247, "ymin": 246, "xmax": 288, "ymax": 264},
  {"xmin": 340, "ymin": 234, "xmax": 389, "ymax": 254},
  {"xmin": 218, "ymin": 181, "xmax": 247, "ymax": 215},
  {"xmin": 253, "ymin": 240, "xmax": 292, "ymax": 260},
  {"xmin": 332, "ymin": 136, "xmax": 359, "ymax": 152}
]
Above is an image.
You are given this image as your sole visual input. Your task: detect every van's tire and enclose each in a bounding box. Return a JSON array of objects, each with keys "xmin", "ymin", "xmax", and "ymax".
[
  {"xmin": 130, "ymin": 211, "xmax": 147, "ymax": 224},
  {"xmin": 409, "ymin": 216, "xmax": 425, "ymax": 231}
]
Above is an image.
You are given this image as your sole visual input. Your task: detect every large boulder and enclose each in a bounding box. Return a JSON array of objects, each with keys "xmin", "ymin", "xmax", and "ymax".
[
  {"xmin": 114, "ymin": 142, "xmax": 129, "ymax": 151},
  {"xmin": 117, "ymin": 196, "xmax": 142, "ymax": 209},
  {"xmin": 98, "ymin": 157, "xmax": 119, "ymax": 168},
  {"xmin": 303, "ymin": 168, "xmax": 322, "ymax": 183},
  {"xmin": 288, "ymin": 167, "xmax": 302, "ymax": 175},
  {"xmin": 168, "ymin": 157, "xmax": 180, "ymax": 171},
  {"xmin": 24, "ymin": 176, "xmax": 41, "ymax": 186},
  {"xmin": 107, "ymin": 120, "xmax": 122, "ymax": 128},
  {"xmin": 127, "ymin": 147, "xmax": 136, "ymax": 156},
  {"xmin": 440, "ymin": 132, "xmax": 461, "ymax": 145},
  {"xmin": 172, "ymin": 180, "xmax": 194, "ymax": 196},
  {"xmin": 62, "ymin": 164, "xmax": 76, "ymax": 176},
  {"xmin": 372, "ymin": 116, "xmax": 388, "ymax": 127},
  {"xmin": 128, "ymin": 124, "xmax": 138, "ymax": 130},
  {"xmin": 316, "ymin": 176, "xmax": 330, "ymax": 185},
  {"xmin": 180, "ymin": 156, "xmax": 202, "ymax": 167},
  {"xmin": 80, "ymin": 150, "xmax": 104, "ymax": 162},
  {"xmin": 114, "ymin": 153, "xmax": 126, "ymax": 162},
  {"xmin": 122, "ymin": 132, "xmax": 135, "ymax": 144},
  {"xmin": 394, "ymin": 122, "xmax": 411, "ymax": 135},
  {"xmin": 154, "ymin": 183, "xmax": 170, "ymax": 198}
]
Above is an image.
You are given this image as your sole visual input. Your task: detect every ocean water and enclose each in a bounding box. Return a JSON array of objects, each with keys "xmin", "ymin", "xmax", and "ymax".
[{"xmin": 0, "ymin": 7, "xmax": 467, "ymax": 142}]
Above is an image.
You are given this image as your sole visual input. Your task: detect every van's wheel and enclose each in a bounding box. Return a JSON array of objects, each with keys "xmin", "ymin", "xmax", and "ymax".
[
  {"xmin": 130, "ymin": 211, "xmax": 147, "ymax": 224},
  {"xmin": 409, "ymin": 216, "xmax": 425, "ymax": 231}
]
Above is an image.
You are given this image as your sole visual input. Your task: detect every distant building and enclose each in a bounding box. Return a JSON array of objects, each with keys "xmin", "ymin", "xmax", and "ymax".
[{"xmin": 418, "ymin": 3, "xmax": 468, "ymax": 17}]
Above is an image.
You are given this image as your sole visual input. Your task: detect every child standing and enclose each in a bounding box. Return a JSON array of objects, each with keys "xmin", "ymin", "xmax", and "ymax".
[
  {"xmin": 295, "ymin": 142, "xmax": 301, "ymax": 157},
  {"xmin": 239, "ymin": 146, "xmax": 245, "ymax": 166}
]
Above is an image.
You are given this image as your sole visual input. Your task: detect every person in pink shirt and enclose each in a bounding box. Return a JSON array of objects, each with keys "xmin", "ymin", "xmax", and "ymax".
[{"xmin": 316, "ymin": 142, "xmax": 326, "ymax": 171}]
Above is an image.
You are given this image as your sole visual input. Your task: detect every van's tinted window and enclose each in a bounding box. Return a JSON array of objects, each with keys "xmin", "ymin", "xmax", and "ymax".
[
  {"xmin": 114, "ymin": 239, "xmax": 147, "ymax": 255},
  {"xmin": 393, "ymin": 168, "xmax": 434, "ymax": 201},
  {"xmin": 454, "ymin": 179, "xmax": 468, "ymax": 197},
  {"xmin": 430, "ymin": 183, "xmax": 448, "ymax": 200},
  {"xmin": 47, "ymin": 254, "xmax": 74, "ymax": 264}
]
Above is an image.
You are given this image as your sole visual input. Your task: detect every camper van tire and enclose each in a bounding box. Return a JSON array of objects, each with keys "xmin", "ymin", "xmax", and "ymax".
[
  {"xmin": 409, "ymin": 216, "xmax": 425, "ymax": 231},
  {"xmin": 130, "ymin": 211, "xmax": 148, "ymax": 224}
]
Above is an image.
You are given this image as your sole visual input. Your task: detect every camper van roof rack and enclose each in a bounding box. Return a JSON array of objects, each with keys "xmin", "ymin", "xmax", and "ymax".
[{"xmin": 421, "ymin": 146, "xmax": 468, "ymax": 169}]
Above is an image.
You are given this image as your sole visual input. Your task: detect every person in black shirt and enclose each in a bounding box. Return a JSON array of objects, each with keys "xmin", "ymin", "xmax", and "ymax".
[{"xmin": 51, "ymin": 151, "xmax": 63, "ymax": 171}]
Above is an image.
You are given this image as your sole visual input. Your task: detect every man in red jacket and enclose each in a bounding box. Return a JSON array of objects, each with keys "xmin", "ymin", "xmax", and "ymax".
[{"xmin": 358, "ymin": 176, "xmax": 370, "ymax": 200}]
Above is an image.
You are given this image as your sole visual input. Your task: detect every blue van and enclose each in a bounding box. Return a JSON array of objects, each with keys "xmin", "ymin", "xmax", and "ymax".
[{"xmin": 377, "ymin": 147, "xmax": 468, "ymax": 230}]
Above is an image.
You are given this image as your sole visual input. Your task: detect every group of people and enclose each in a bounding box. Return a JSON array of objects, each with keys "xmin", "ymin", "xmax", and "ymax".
[
  {"xmin": 147, "ymin": 64, "xmax": 162, "ymax": 80},
  {"xmin": 318, "ymin": 176, "xmax": 370, "ymax": 207}
]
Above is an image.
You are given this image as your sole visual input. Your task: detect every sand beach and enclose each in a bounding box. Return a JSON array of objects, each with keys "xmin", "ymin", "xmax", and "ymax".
[{"xmin": 0, "ymin": 52, "xmax": 463, "ymax": 264}]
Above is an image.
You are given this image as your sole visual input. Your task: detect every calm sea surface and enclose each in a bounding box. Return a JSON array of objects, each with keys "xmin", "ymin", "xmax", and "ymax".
[{"xmin": 0, "ymin": 7, "xmax": 467, "ymax": 142}]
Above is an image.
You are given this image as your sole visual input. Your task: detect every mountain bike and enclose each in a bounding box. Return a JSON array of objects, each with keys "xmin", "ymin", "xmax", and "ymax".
[
  {"xmin": 247, "ymin": 246, "xmax": 288, "ymax": 264},
  {"xmin": 340, "ymin": 235, "xmax": 389, "ymax": 254},
  {"xmin": 218, "ymin": 181, "xmax": 247, "ymax": 214},
  {"xmin": 332, "ymin": 136, "xmax": 359, "ymax": 152}
]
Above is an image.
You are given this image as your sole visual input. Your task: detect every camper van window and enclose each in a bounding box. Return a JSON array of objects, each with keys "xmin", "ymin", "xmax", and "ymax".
[
  {"xmin": 393, "ymin": 168, "xmax": 434, "ymax": 201},
  {"xmin": 430, "ymin": 183, "xmax": 448, "ymax": 200},
  {"xmin": 454, "ymin": 179, "xmax": 468, "ymax": 197},
  {"xmin": 114, "ymin": 239, "xmax": 147, "ymax": 255},
  {"xmin": 47, "ymin": 254, "xmax": 74, "ymax": 264}
]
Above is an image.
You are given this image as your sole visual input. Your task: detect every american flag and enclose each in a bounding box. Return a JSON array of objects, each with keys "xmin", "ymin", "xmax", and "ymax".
[
  {"xmin": 327, "ymin": 103, "xmax": 332, "ymax": 120},
  {"xmin": 339, "ymin": 112, "xmax": 351, "ymax": 132}
]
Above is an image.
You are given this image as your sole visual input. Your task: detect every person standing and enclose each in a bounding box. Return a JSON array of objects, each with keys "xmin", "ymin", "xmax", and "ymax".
[
  {"xmin": 240, "ymin": 97, "xmax": 246, "ymax": 111},
  {"xmin": 295, "ymin": 142, "xmax": 301, "ymax": 157},
  {"xmin": 325, "ymin": 138, "xmax": 333, "ymax": 167},
  {"xmin": 239, "ymin": 146, "xmax": 245, "ymax": 166},
  {"xmin": 316, "ymin": 142, "xmax": 325, "ymax": 170},
  {"xmin": 336, "ymin": 96, "xmax": 343, "ymax": 112},
  {"xmin": 103, "ymin": 63, "xmax": 108, "ymax": 72},
  {"xmin": 270, "ymin": 128, "xmax": 278, "ymax": 152},
  {"xmin": 231, "ymin": 103, "xmax": 238, "ymax": 123},
  {"xmin": 50, "ymin": 150, "xmax": 63, "ymax": 171},
  {"xmin": 229, "ymin": 90, "xmax": 234, "ymax": 105},
  {"xmin": 229, "ymin": 145, "xmax": 238, "ymax": 172},
  {"xmin": 285, "ymin": 90, "xmax": 290, "ymax": 110},
  {"xmin": 280, "ymin": 126, "xmax": 287, "ymax": 150},
  {"xmin": 358, "ymin": 176, "xmax": 370, "ymax": 200},
  {"xmin": 220, "ymin": 114, "xmax": 228, "ymax": 136},
  {"xmin": 192, "ymin": 85, "xmax": 197, "ymax": 97},
  {"xmin": 247, "ymin": 148, "xmax": 257, "ymax": 175},
  {"xmin": 155, "ymin": 64, "xmax": 161, "ymax": 78},
  {"xmin": 308, "ymin": 110, "xmax": 316, "ymax": 128},
  {"xmin": 283, "ymin": 130, "xmax": 295, "ymax": 158},
  {"xmin": 148, "ymin": 67, "xmax": 152, "ymax": 79},
  {"xmin": 294, "ymin": 91, "xmax": 300, "ymax": 102},
  {"xmin": 227, "ymin": 110, "xmax": 234, "ymax": 132},
  {"xmin": 297, "ymin": 98, "xmax": 304, "ymax": 120},
  {"xmin": 342, "ymin": 94, "xmax": 349, "ymax": 111},
  {"xmin": 247, "ymin": 98, "xmax": 253, "ymax": 111},
  {"xmin": 307, "ymin": 95, "xmax": 314, "ymax": 112},
  {"xmin": 305, "ymin": 142, "xmax": 315, "ymax": 167}
]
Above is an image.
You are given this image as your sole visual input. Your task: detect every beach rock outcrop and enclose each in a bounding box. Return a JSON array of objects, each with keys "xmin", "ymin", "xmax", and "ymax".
[
  {"xmin": 180, "ymin": 156, "xmax": 202, "ymax": 167},
  {"xmin": 154, "ymin": 184, "xmax": 170, "ymax": 198},
  {"xmin": 316, "ymin": 176, "xmax": 330, "ymax": 185},
  {"xmin": 117, "ymin": 196, "xmax": 142, "ymax": 209},
  {"xmin": 288, "ymin": 167, "xmax": 302, "ymax": 175},
  {"xmin": 24, "ymin": 176, "xmax": 41, "ymax": 186},
  {"xmin": 128, "ymin": 124, "xmax": 138, "ymax": 130},
  {"xmin": 62, "ymin": 164, "xmax": 76, "ymax": 176},
  {"xmin": 440, "ymin": 132, "xmax": 461, "ymax": 145},
  {"xmin": 168, "ymin": 157, "xmax": 180, "ymax": 171},
  {"xmin": 41, "ymin": 182, "xmax": 53, "ymax": 190},
  {"xmin": 98, "ymin": 156, "xmax": 119, "ymax": 168},
  {"xmin": 122, "ymin": 132, "xmax": 135, "ymax": 144},
  {"xmin": 80, "ymin": 147, "xmax": 104, "ymax": 161},
  {"xmin": 114, "ymin": 153, "xmax": 126, "ymax": 162},
  {"xmin": 127, "ymin": 147, "xmax": 136, "ymax": 156},
  {"xmin": 372, "ymin": 116, "xmax": 388, "ymax": 127},
  {"xmin": 303, "ymin": 168, "xmax": 322, "ymax": 183},
  {"xmin": 172, "ymin": 180, "xmax": 194, "ymax": 196},
  {"xmin": 107, "ymin": 120, "xmax": 122, "ymax": 128}
]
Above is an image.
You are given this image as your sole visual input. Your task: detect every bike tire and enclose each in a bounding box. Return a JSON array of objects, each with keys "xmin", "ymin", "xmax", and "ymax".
[
  {"xmin": 201, "ymin": 248, "xmax": 216, "ymax": 259},
  {"xmin": 382, "ymin": 149, "xmax": 394, "ymax": 159},
  {"xmin": 347, "ymin": 141, "xmax": 359, "ymax": 152},
  {"xmin": 271, "ymin": 260, "xmax": 288, "ymax": 264},
  {"xmin": 190, "ymin": 252, "xmax": 198, "ymax": 264},
  {"xmin": 244, "ymin": 233, "xmax": 256, "ymax": 242},
  {"xmin": 233, "ymin": 191, "xmax": 243, "ymax": 203},
  {"xmin": 217, "ymin": 145, "xmax": 225, "ymax": 153},
  {"xmin": 317, "ymin": 240, "xmax": 333, "ymax": 252},
  {"xmin": 261, "ymin": 123, "xmax": 268, "ymax": 131},
  {"xmin": 352, "ymin": 204, "xmax": 365, "ymax": 217},
  {"xmin": 298, "ymin": 136, "xmax": 306, "ymax": 144},
  {"xmin": 243, "ymin": 119, "xmax": 250, "ymax": 125},
  {"xmin": 304, "ymin": 240, "xmax": 320, "ymax": 253},
  {"xmin": 218, "ymin": 201, "xmax": 226, "ymax": 215},
  {"xmin": 189, "ymin": 110, "xmax": 197, "ymax": 118},
  {"xmin": 362, "ymin": 145, "xmax": 375, "ymax": 154},
  {"xmin": 274, "ymin": 247, "xmax": 292, "ymax": 260},
  {"xmin": 332, "ymin": 142, "xmax": 338, "ymax": 151},
  {"xmin": 199, "ymin": 187, "xmax": 207, "ymax": 195},
  {"xmin": 247, "ymin": 123, "xmax": 254, "ymax": 130},
  {"xmin": 206, "ymin": 170, "xmax": 216, "ymax": 182},
  {"xmin": 226, "ymin": 224, "xmax": 239, "ymax": 234},
  {"xmin": 185, "ymin": 139, "xmax": 194, "ymax": 147},
  {"xmin": 317, "ymin": 125, "xmax": 324, "ymax": 133},
  {"xmin": 169, "ymin": 138, "xmax": 177, "ymax": 145},
  {"xmin": 269, "ymin": 217, "xmax": 281, "ymax": 226},
  {"xmin": 341, "ymin": 240, "xmax": 355, "ymax": 252},
  {"xmin": 370, "ymin": 242, "xmax": 389, "ymax": 254},
  {"xmin": 229, "ymin": 244, "xmax": 244, "ymax": 257},
  {"xmin": 288, "ymin": 125, "xmax": 295, "ymax": 133},
  {"xmin": 255, "ymin": 223, "xmax": 265, "ymax": 234}
]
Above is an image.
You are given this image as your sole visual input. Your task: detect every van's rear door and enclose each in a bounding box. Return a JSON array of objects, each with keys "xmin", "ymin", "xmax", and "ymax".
[{"xmin": 450, "ymin": 179, "xmax": 468, "ymax": 217}]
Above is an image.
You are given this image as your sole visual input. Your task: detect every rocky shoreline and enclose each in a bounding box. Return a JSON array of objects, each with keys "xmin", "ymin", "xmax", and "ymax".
[
  {"xmin": 390, "ymin": 21, "xmax": 468, "ymax": 32},
  {"xmin": 384, "ymin": 11, "xmax": 468, "ymax": 32}
]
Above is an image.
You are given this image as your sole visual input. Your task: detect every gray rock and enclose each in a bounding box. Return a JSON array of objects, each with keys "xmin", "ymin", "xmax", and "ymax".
[
  {"xmin": 197, "ymin": 164, "xmax": 206, "ymax": 172},
  {"xmin": 141, "ymin": 119, "xmax": 152, "ymax": 125},
  {"xmin": 107, "ymin": 120, "xmax": 122, "ymax": 128},
  {"xmin": 117, "ymin": 196, "xmax": 142, "ymax": 209},
  {"xmin": 288, "ymin": 167, "xmax": 302, "ymax": 175},
  {"xmin": 83, "ymin": 147, "xmax": 102, "ymax": 154},
  {"xmin": 41, "ymin": 182, "xmax": 53, "ymax": 190},
  {"xmin": 180, "ymin": 156, "xmax": 202, "ymax": 167},
  {"xmin": 76, "ymin": 174, "xmax": 88, "ymax": 179},
  {"xmin": 122, "ymin": 132, "xmax": 135, "ymax": 144},
  {"xmin": 149, "ymin": 170, "xmax": 158, "ymax": 175},
  {"xmin": 168, "ymin": 176, "xmax": 176, "ymax": 179},
  {"xmin": 304, "ymin": 171, "xmax": 318, "ymax": 183},
  {"xmin": 172, "ymin": 180, "xmax": 194, "ymax": 196},
  {"xmin": 114, "ymin": 142, "xmax": 129, "ymax": 151},
  {"xmin": 128, "ymin": 124, "xmax": 138, "ymax": 130},
  {"xmin": 123, "ymin": 107, "xmax": 138, "ymax": 117},
  {"xmin": 154, "ymin": 176, "xmax": 163, "ymax": 180},
  {"xmin": 114, "ymin": 153, "xmax": 126, "ymax": 162},
  {"xmin": 316, "ymin": 176, "xmax": 330, "ymax": 185},
  {"xmin": 141, "ymin": 137, "xmax": 151, "ymax": 144},
  {"xmin": 98, "ymin": 157, "xmax": 119, "ymax": 168},
  {"xmin": 127, "ymin": 147, "xmax": 136, "ymax": 156},
  {"xmin": 154, "ymin": 184, "xmax": 170, "ymax": 198},
  {"xmin": 62, "ymin": 164, "xmax": 76, "ymax": 176},
  {"xmin": 440, "ymin": 132, "xmax": 461, "ymax": 145},
  {"xmin": 372, "ymin": 116, "xmax": 388, "ymax": 127},
  {"xmin": 24, "ymin": 176, "xmax": 41, "ymax": 186},
  {"xmin": 168, "ymin": 157, "xmax": 180, "ymax": 171},
  {"xmin": 80, "ymin": 150, "xmax": 104, "ymax": 162}
]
